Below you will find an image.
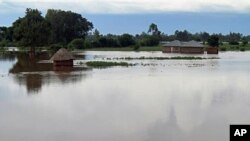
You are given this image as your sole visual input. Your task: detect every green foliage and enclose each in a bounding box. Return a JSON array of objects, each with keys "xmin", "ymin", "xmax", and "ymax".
[
  {"xmin": 0, "ymin": 39, "xmax": 15, "ymax": 47},
  {"xmin": 118, "ymin": 34, "xmax": 135, "ymax": 47},
  {"xmin": 13, "ymin": 8, "xmax": 50, "ymax": 47},
  {"xmin": 208, "ymin": 35, "xmax": 219, "ymax": 47},
  {"xmin": 175, "ymin": 30, "xmax": 191, "ymax": 41},
  {"xmin": 133, "ymin": 43, "xmax": 140, "ymax": 51},
  {"xmin": 240, "ymin": 47, "xmax": 245, "ymax": 51},
  {"xmin": 0, "ymin": 26, "xmax": 13, "ymax": 43},
  {"xmin": 228, "ymin": 32, "xmax": 241, "ymax": 45},
  {"xmin": 45, "ymin": 9, "xmax": 93, "ymax": 45},
  {"xmin": 242, "ymin": 37, "xmax": 248, "ymax": 46},
  {"xmin": 68, "ymin": 38, "xmax": 84, "ymax": 49},
  {"xmin": 84, "ymin": 40, "xmax": 92, "ymax": 48},
  {"xmin": 0, "ymin": 46, "xmax": 7, "ymax": 52},
  {"xmin": 148, "ymin": 23, "xmax": 160, "ymax": 36},
  {"xmin": 220, "ymin": 47, "xmax": 227, "ymax": 51},
  {"xmin": 110, "ymin": 56, "xmax": 219, "ymax": 60},
  {"xmin": 200, "ymin": 32, "xmax": 210, "ymax": 42},
  {"xmin": 138, "ymin": 32, "xmax": 160, "ymax": 46},
  {"xmin": 99, "ymin": 36, "xmax": 119, "ymax": 47},
  {"xmin": 86, "ymin": 61, "xmax": 132, "ymax": 67},
  {"xmin": 48, "ymin": 44, "xmax": 63, "ymax": 53},
  {"xmin": 85, "ymin": 46, "xmax": 162, "ymax": 51}
]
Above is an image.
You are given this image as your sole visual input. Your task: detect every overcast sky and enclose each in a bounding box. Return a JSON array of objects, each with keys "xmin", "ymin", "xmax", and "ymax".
[
  {"xmin": 1, "ymin": 0, "xmax": 250, "ymax": 14},
  {"xmin": 1, "ymin": 0, "xmax": 250, "ymax": 35}
]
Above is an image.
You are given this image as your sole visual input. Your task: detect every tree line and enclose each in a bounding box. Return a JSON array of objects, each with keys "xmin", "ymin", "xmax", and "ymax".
[{"xmin": 0, "ymin": 8, "xmax": 249, "ymax": 50}]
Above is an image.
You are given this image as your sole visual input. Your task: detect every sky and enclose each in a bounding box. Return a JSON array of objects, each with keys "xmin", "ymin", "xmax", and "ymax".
[{"xmin": 0, "ymin": 0, "xmax": 250, "ymax": 35}]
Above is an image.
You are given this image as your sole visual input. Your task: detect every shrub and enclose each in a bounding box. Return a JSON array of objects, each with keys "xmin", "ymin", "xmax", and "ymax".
[
  {"xmin": 68, "ymin": 38, "xmax": 84, "ymax": 49},
  {"xmin": 118, "ymin": 34, "xmax": 136, "ymax": 47},
  {"xmin": 86, "ymin": 61, "xmax": 132, "ymax": 67},
  {"xmin": 229, "ymin": 41, "xmax": 239, "ymax": 45},
  {"xmin": 220, "ymin": 47, "xmax": 227, "ymax": 51},
  {"xmin": 208, "ymin": 35, "xmax": 219, "ymax": 47},
  {"xmin": 133, "ymin": 43, "xmax": 140, "ymax": 51},
  {"xmin": 240, "ymin": 47, "xmax": 245, "ymax": 52},
  {"xmin": 0, "ymin": 46, "xmax": 7, "ymax": 52},
  {"xmin": 49, "ymin": 44, "xmax": 63, "ymax": 53}
]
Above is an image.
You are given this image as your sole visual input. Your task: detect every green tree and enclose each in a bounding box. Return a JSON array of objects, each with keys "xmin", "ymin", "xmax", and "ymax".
[
  {"xmin": 0, "ymin": 26, "xmax": 14, "ymax": 46},
  {"xmin": 45, "ymin": 9, "xmax": 93, "ymax": 45},
  {"xmin": 118, "ymin": 34, "xmax": 135, "ymax": 47},
  {"xmin": 68, "ymin": 38, "xmax": 85, "ymax": 49},
  {"xmin": 148, "ymin": 23, "xmax": 160, "ymax": 36},
  {"xmin": 207, "ymin": 35, "xmax": 219, "ymax": 47},
  {"xmin": 13, "ymin": 8, "xmax": 50, "ymax": 48},
  {"xmin": 175, "ymin": 30, "xmax": 191, "ymax": 41},
  {"xmin": 228, "ymin": 32, "xmax": 241, "ymax": 45},
  {"xmin": 200, "ymin": 32, "xmax": 210, "ymax": 44},
  {"xmin": 241, "ymin": 37, "xmax": 248, "ymax": 46}
]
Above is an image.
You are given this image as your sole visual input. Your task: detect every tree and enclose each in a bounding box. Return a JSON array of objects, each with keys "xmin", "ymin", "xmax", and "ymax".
[
  {"xmin": 200, "ymin": 32, "xmax": 210, "ymax": 44},
  {"xmin": 68, "ymin": 38, "xmax": 85, "ymax": 49},
  {"xmin": 175, "ymin": 30, "xmax": 191, "ymax": 41},
  {"xmin": 207, "ymin": 35, "xmax": 219, "ymax": 47},
  {"xmin": 12, "ymin": 8, "xmax": 50, "ymax": 47},
  {"xmin": 118, "ymin": 34, "xmax": 135, "ymax": 47},
  {"xmin": 45, "ymin": 9, "xmax": 93, "ymax": 45},
  {"xmin": 228, "ymin": 32, "xmax": 241, "ymax": 45},
  {"xmin": 148, "ymin": 23, "xmax": 160, "ymax": 36},
  {"xmin": 241, "ymin": 37, "xmax": 248, "ymax": 46}
]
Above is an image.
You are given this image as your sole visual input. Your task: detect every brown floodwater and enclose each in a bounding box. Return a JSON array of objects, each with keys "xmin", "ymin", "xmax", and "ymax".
[{"xmin": 0, "ymin": 51, "xmax": 250, "ymax": 141}]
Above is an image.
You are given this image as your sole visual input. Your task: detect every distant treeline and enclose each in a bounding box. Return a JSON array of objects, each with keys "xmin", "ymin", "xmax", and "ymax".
[{"xmin": 0, "ymin": 8, "xmax": 249, "ymax": 50}]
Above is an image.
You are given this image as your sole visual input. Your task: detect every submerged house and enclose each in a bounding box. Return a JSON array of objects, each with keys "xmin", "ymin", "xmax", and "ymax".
[
  {"xmin": 162, "ymin": 40, "xmax": 205, "ymax": 54},
  {"xmin": 50, "ymin": 48, "xmax": 74, "ymax": 66},
  {"xmin": 207, "ymin": 47, "xmax": 219, "ymax": 54}
]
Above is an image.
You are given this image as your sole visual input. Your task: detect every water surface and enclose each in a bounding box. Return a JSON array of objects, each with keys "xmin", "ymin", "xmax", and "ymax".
[{"xmin": 0, "ymin": 51, "xmax": 250, "ymax": 141}]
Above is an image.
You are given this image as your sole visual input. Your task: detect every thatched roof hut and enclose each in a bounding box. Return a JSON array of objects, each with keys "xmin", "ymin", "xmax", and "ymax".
[{"xmin": 50, "ymin": 48, "xmax": 74, "ymax": 66}]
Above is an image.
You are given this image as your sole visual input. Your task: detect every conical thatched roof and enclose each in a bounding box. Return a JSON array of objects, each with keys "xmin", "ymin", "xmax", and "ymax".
[{"xmin": 50, "ymin": 48, "xmax": 74, "ymax": 61}]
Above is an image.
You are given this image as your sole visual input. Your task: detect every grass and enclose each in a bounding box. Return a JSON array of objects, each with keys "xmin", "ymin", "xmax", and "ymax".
[
  {"xmin": 86, "ymin": 61, "xmax": 134, "ymax": 68},
  {"xmin": 109, "ymin": 56, "xmax": 219, "ymax": 60},
  {"xmin": 219, "ymin": 44, "xmax": 250, "ymax": 51}
]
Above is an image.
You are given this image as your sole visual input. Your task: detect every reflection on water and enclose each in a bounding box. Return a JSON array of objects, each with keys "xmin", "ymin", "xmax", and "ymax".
[
  {"xmin": 3, "ymin": 52, "xmax": 90, "ymax": 94},
  {"xmin": 0, "ymin": 51, "xmax": 250, "ymax": 141}
]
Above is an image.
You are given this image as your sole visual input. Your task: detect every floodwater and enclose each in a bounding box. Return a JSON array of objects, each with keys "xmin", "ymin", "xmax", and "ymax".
[{"xmin": 0, "ymin": 51, "xmax": 250, "ymax": 141}]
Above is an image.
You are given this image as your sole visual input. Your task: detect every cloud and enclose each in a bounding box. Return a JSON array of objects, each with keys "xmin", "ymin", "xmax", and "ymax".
[{"xmin": 1, "ymin": 0, "xmax": 250, "ymax": 14}]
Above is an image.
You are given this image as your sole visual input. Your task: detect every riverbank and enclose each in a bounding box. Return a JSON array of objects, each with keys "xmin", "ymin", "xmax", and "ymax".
[{"xmin": 1, "ymin": 44, "xmax": 250, "ymax": 52}]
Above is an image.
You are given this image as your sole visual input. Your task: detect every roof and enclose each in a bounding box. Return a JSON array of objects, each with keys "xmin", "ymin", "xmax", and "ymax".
[
  {"xmin": 164, "ymin": 40, "xmax": 181, "ymax": 47},
  {"xmin": 50, "ymin": 48, "xmax": 74, "ymax": 61},
  {"xmin": 162, "ymin": 40, "xmax": 204, "ymax": 48},
  {"xmin": 182, "ymin": 40, "xmax": 204, "ymax": 47}
]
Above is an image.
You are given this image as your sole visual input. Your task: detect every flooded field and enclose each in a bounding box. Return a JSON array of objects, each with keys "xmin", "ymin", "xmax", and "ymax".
[{"xmin": 0, "ymin": 51, "xmax": 250, "ymax": 141}]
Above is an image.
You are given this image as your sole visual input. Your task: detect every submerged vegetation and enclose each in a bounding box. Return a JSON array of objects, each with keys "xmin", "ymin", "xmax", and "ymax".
[
  {"xmin": 84, "ymin": 56, "xmax": 219, "ymax": 68},
  {"xmin": 86, "ymin": 61, "xmax": 133, "ymax": 68},
  {"xmin": 108, "ymin": 56, "xmax": 219, "ymax": 60}
]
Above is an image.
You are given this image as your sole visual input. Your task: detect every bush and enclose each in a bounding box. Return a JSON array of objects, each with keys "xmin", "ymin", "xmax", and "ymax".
[
  {"xmin": 0, "ymin": 39, "xmax": 14, "ymax": 47},
  {"xmin": 68, "ymin": 38, "xmax": 84, "ymax": 49},
  {"xmin": 207, "ymin": 35, "xmax": 219, "ymax": 47},
  {"xmin": 49, "ymin": 44, "xmax": 63, "ymax": 53},
  {"xmin": 220, "ymin": 47, "xmax": 227, "ymax": 51},
  {"xmin": 242, "ymin": 40, "xmax": 248, "ymax": 46},
  {"xmin": 229, "ymin": 41, "xmax": 239, "ymax": 45},
  {"xmin": 133, "ymin": 43, "xmax": 140, "ymax": 51},
  {"xmin": 118, "ymin": 34, "xmax": 136, "ymax": 47},
  {"xmin": 84, "ymin": 40, "xmax": 92, "ymax": 48},
  {"xmin": 0, "ymin": 46, "xmax": 7, "ymax": 52},
  {"xmin": 240, "ymin": 47, "xmax": 245, "ymax": 52}
]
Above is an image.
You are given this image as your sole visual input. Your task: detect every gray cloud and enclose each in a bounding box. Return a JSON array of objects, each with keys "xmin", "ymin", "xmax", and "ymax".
[{"xmin": 1, "ymin": 0, "xmax": 250, "ymax": 14}]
